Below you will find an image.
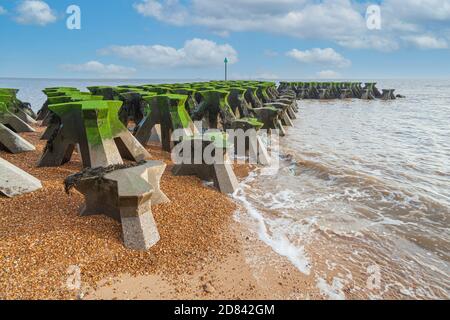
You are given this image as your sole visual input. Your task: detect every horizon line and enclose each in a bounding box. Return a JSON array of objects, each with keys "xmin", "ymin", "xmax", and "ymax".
[{"xmin": 1, "ymin": 77, "xmax": 450, "ymax": 81}]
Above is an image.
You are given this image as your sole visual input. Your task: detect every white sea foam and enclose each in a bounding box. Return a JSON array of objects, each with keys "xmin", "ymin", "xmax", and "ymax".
[
  {"xmin": 233, "ymin": 178, "xmax": 311, "ymax": 275},
  {"xmin": 316, "ymin": 277, "xmax": 346, "ymax": 300}
]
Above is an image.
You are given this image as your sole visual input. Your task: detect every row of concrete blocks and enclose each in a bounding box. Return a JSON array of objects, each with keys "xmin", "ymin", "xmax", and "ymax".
[
  {"xmin": 70, "ymin": 88, "xmax": 298, "ymax": 250},
  {"xmin": 1, "ymin": 86, "xmax": 300, "ymax": 250},
  {"xmin": 296, "ymin": 87, "xmax": 398, "ymax": 100},
  {"xmin": 280, "ymin": 82, "xmax": 402, "ymax": 101},
  {"xmin": 0, "ymin": 97, "xmax": 43, "ymax": 198}
]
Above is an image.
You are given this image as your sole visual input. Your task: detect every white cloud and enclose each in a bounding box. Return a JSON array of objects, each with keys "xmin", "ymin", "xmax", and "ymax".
[
  {"xmin": 382, "ymin": 0, "xmax": 450, "ymax": 22},
  {"xmin": 287, "ymin": 48, "xmax": 351, "ymax": 68},
  {"xmin": 403, "ymin": 35, "xmax": 448, "ymax": 49},
  {"xmin": 0, "ymin": 6, "xmax": 7, "ymax": 15},
  {"xmin": 99, "ymin": 38, "xmax": 238, "ymax": 68},
  {"xmin": 336, "ymin": 36, "xmax": 400, "ymax": 52},
  {"xmin": 133, "ymin": 0, "xmax": 365, "ymax": 40},
  {"xmin": 316, "ymin": 70, "xmax": 341, "ymax": 79},
  {"xmin": 133, "ymin": 0, "xmax": 450, "ymax": 52},
  {"xmin": 133, "ymin": 0, "xmax": 187, "ymax": 26},
  {"xmin": 14, "ymin": 0, "xmax": 56, "ymax": 26},
  {"xmin": 61, "ymin": 61, "xmax": 136, "ymax": 77}
]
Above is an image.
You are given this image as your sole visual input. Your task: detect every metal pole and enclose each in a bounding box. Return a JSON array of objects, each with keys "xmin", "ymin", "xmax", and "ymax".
[{"xmin": 224, "ymin": 57, "xmax": 228, "ymax": 81}]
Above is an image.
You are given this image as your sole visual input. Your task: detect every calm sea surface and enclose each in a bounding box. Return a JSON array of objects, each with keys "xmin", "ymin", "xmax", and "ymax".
[{"xmin": 2, "ymin": 78, "xmax": 449, "ymax": 299}]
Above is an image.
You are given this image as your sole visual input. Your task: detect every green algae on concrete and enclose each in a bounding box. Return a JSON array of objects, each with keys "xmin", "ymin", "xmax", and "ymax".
[
  {"xmin": 135, "ymin": 94, "xmax": 197, "ymax": 152},
  {"xmin": 0, "ymin": 92, "xmax": 37, "ymax": 123},
  {"xmin": 38, "ymin": 100, "xmax": 151, "ymax": 168},
  {"xmin": 171, "ymin": 131, "xmax": 239, "ymax": 194},
  {"xmin": 0, "ymin": 99, "xmax": 35, "ymax": 133},
  {"xmin": 0, "ymin": 102, "xmax": 36, "ymax": 153}
]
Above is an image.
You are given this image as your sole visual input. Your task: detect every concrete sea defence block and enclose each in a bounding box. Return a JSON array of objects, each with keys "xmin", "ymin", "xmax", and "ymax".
[
  {"xmin": 381, "ymin": 89, "xmax": 397, "ymax": 100},
  {"xmin": 172, "ymin": 135, "xmax": 239, "ymax": 194},
  {"xmin": 0, "ymin": 101, "xmax": 35, "ymax": 133},
  {"xmin": 0, "ymin": 90, "xmax": 37, "ymax": 122},
  {"xmin": 135, "ymin": 94, "xmax": 196, "ymax": 152},
  {"xmin": 65, "ymin": 161, "xmax": 168, "ymax": 250},
  {"xmin": 0, "ymin": 157, "xmax": 42, "ymax": 197},
  {"xmin": 38, "ymin": 100, "xmax": 151, "ymax": 168},
  {"xmin": 0, "ymin": 123, "xmax": 35, "ymax": 153}
]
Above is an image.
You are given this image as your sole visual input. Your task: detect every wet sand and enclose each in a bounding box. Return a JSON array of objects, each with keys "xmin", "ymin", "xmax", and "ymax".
[{"xmin": 0, "ymin": 127, "xmax": 324, "ymax": 300}]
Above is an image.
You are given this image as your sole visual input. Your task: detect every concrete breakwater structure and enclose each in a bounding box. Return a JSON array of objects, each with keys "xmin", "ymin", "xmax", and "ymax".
[
  {"xmin": 0, "ymin": 90, "xmax": 42, "ymax": 197},
  {"xmin": 279, "ymin": 81, "xmax": 402, "ymax": 100},
  {"xmin": 1, "ymin": 79, "xmax": 398, "ymax": 250}
]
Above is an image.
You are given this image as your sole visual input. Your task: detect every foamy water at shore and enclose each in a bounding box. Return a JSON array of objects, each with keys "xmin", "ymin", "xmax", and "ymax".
[{"xmin": 2, "ymin": 78, "xmax": 449, "ymax": 299}]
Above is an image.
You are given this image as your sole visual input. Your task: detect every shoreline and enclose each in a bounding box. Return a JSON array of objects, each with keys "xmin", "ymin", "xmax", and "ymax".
[{"xmin": 87, "ymin": 217, "xmax": 323, "ymax": 300}]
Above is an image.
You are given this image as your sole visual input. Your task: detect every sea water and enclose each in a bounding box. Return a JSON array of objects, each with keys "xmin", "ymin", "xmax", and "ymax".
[{"xmin": 234, "ymin": 79, "xmax": 450, "ymax": 299}]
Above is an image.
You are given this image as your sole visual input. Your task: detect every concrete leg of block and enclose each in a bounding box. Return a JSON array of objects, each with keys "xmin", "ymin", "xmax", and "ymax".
[
  {"xmin": 1, "ymin": 114, "xmax": 35, "ymax": 133},
  {"xmin": 212, "ymin": 162, "xmax": 239, "ymax": 194},
  {"xmin": 257, "ymin": 136, "xmax": 271, "ymax": 165},
  {"xmin": 78, "ymin": 179, "xmax": 121, "ymax": 221},
  {"xmin": 276, "ymin": 120, "xmax": 286, "ymax": 137},
  {"xmin": 141, "ymin": 160, "xmax": 170, "ymax": 205},
  {"xmin": 120, "ymin": 192, "xmax": 160, "ymax": 251},
  {"xmin": 0, "ymin": 123, "xmax": 35, "ymax": 153},
  {"xmin": 15, "ymin": 109, "xmax": 37, "ymax": 125},
  {"xmin": 86, "ymin": 138, "xmax": 124, "ymax": 168},
  {"xmin": 247, "ymin": 135, "xmax": 271, "ymax": 166},
  {"xmin": 172, "ymin": 138, "xmax": 239, "ymax": 194},
  {"xmin": 68, "ymin": 161, "xmax": 166, "ymax": 250},
  {"xmin": 37, "ymin": 104, "xmax": 49, "ymax": 121},
  {"xmin": 149, "ymin": 124, "xmax": 162, "ymax": 143},
  {"xmin": 41, "ymin": 122, "xmax": 59, "ymax": 140},
  {"xmin": 286, "ymin": 105, "xmax": 297, "ymax": 119},
  {"xmin": 41, "ymin": 113, "xmax": 52, "ymax": 127},
  {"xmin": 38, "ymin": 132, "xmax": 76, "ymax": 167},
  {"xmin": 115, "ymin": 131, "xmax": 151, "ymax": 163},
  {"xmin": 281, "ymin": 110, "xmax": 294, "ymax": 127},
  {"xmin": 0, "ymin": 157, "xmax": 42, "ymax": 197}
]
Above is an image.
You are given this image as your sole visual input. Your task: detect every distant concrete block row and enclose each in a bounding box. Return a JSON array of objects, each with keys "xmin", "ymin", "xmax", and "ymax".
[{"xmin": 278, "ymin": 82, "xmax": 404, "ymax": 100}]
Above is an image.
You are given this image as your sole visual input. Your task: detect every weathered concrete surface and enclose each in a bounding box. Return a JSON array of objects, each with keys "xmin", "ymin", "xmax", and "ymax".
[
  {"xmin": 135, "ymin": 95, "xmax": 196, "ymax": 152},
  {"xmin": 106, "ymin": 160, "xmax": 169, "ymax": 205},
  {"xmin": 172, "ymin": 137, "xmax": 239, "ymax": 194},
  {"xmin": 68, "ymin": 161, "xmax": 168, "ymax": 250},
  {"xmin": 0, "ymin": 123, "xmax": 35, "ymax": 153},
  {"xmin": 0, "ymin": 110, "xmax": 35, "ymax": 133},
  {"xmin": 13, "ymin": 108, "xmax": 37, "ymax": 125},
  {"xmin": 230, "ymin": 123, "xmax": 271, "ymax": 166},
  {"xmin": 286, "ymin": 105, "xmax": 297, "ymax": 120},
  {"xmin": 149, "ymin": 124, "xmax": 162, "ymax": 143},
  {"xmin": 361, "ymin": 89, "xmax": 375, "ymax": 100},
  {"xmin": 381, "ymin": 89, "xmax": 397, "ymax": 100},
  {"xmin": 0, "ymin": 157, "xmax": 42, "ymax": 197},
  {"xmin": 38, "ymin": 100, "xmax": 151, "ymax": 168}
]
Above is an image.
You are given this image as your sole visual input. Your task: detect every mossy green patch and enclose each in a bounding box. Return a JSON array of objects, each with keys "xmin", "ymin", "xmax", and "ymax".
[{"xmin": 49, "ymin": 100, "xmax": 125, "ymax": 146}]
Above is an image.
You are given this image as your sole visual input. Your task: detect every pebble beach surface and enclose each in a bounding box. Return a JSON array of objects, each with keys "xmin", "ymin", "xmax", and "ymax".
[{"xmin": 0, "ymin": 126, "xmax": 238, "ymax": 299}]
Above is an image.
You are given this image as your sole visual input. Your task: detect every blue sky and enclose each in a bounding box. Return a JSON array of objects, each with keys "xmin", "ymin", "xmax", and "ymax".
[{"xmin": 0, "ymin": 0, "xmax": 449, "ymax": 79}]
